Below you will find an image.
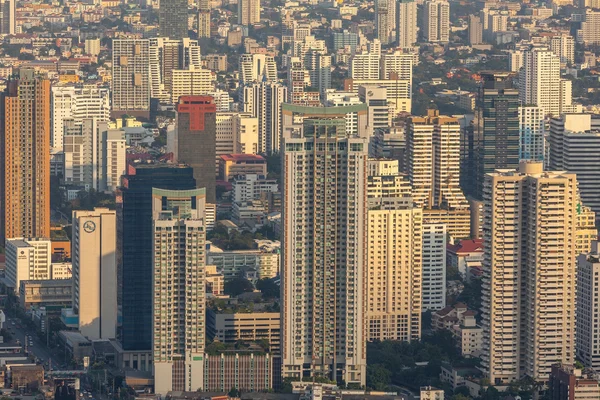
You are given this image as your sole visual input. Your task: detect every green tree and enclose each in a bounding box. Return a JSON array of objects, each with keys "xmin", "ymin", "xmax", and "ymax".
[
  {"xmin": 450, "ymin": 395, "xmax": 470, "ymax": 400},
  {"xmin": 224, "ymin": 277, "xmax": 254, "ymax": 296},
  {"xmin": 255, "ymin": 278, "xmax": 279, "ymax": 299},
  {"xmin": 366, "ymin": 364, "xmax": 391, "ymax": 390}
]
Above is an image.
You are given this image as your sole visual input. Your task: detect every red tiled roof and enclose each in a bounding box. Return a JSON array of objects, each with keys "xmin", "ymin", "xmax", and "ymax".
[{"xmin": 447, "ymin": 239, "xmax": 484, "ymax": 254}]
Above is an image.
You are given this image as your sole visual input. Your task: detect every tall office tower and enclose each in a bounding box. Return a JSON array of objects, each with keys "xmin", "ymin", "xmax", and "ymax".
[
  {"xmin": 549, "ymin": 113, "xmax": 600, "ymax": 223},
  {"xmin": 239, "ymin": 54, "xmax": 277, "ymax": 83},
  {"xmin": 468, "ymin": 15, "xmax": 483, "ymax": 45},
  {"xmin": 5, "ymin": 238, "xmax": 51, "ymax": 292},
  {"xmin": 518, "ymin": 106, "xmax": 545, "ymax": 161},
  {"xmin": 159, "ymin": 0, "xmax": 188, "ymax": 40},
  {"xmin": 396, "ymin": 0, "xmax": 418, "ymax": 47},
  {"xmin": 367, "ymin": 160, "xmax": 422, "ymax": 342},
  {"xmin": 63, "ymin": 120, "xmax": 126, "ymax": 192},
  {"xmin": 375, "ymin": 0, "xmax": 396, "ymax": 45},
  {"xmin": 421, "ymin": 0, "xmax": 450, "ymax": 43},
  {"xmin": 422, "ymin": 223, "xmax": 446, "ymax": 311},
  {"xmin": 198, "ymin": 0, "xmax": 211, "ymax": 38},
  {"xmin": 242, "ymin": 81, "xmax": 287, "ymax": 153},
  {"xmin": 577, "ymin": 243, "xmax": 600, "ymax": 371},
  {"xmin": 238, "ymin": 0, "xmax": 260, "ymax": 26},
  {"xmin": 482, "ymin": 161, "xmax": 580, "ymax": 383},
  {"xmin": 519, "ymin": 48, "xmax": 564, "ymax": 117},
  {"xmin": 466, "ymin": 71, "xmax": 519, "ymax": 200},
  {"xmin": 149, "ymin": 38, "xmax": 202, "ymax": 103},
  {"xmin": 350, "ymin": 52, "xmax": 381, "ymax": 80},
  {"xmin": 281, "ymin": 103, "xmax": 368, "ymax": 386},
  {"xmin": 51, "ymin": 85, "xmax": 110, "ymax": 150},
  {"xmin": 305, "ymin": 51, "xmax": 331, "ymax": 96},
  {"xmin": 152, "ymin": 188, "xmax": 207, "ymax": 394},
  {"xmin": 112, "ymin": 39, "xmax": 150, "ymax": 119},
  {"xmin": 550, "ymin": 35, "xmax": 575, "ymax": 65},
  {"xmin": 578, "ymin": 10, "xmax": 600, "ymax": 46},
  {"xmin": 0, "ymin": 69, "xmax": 50, "ymax": 244},
  {"xmin": 72, "ymin": 208, "xmax": 117, "ymax": 340},
  {"xmin": 121, "ymin": 163, "xmax": 197, "ymax": 352},
  {"xmin": 176, "ymin": 96, "xmax": 217, "ymax": 203},
  {"xmin": 0, "ymin": 0, "xmax": 15, "ymax": 34},
  {"xmin": 406, "ymin": 110, "xmax": 468, "ymax": 209}
]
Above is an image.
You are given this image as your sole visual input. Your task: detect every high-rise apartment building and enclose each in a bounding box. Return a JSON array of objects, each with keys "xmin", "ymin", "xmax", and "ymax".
[
  {"xmin": 239, "ymin": 54, "xmax": 277, "ymax": 84},
  {"xmin": 120, "ymin": 164, "xmax": 197, "ymax": 351},
  {"xmin": 149, "ymin": 38, "xmax": 202, "ymax": 103},
  {"xmin": 468, "ymin": 15, "xmax": 483, "ymax": 45},
  {"xmin": 481, "ymin": 161, "xmax": 580, "ymax": 383},
  {"xmin": 198, "ymin": 0, "xmax": 211, "ymax": 38},
  {"xmin": 577, "ymin": 243, "xmax": 600, "ymax": 371},
  {"xmin": 481, "ymin": 9, "xmax": 508, "ymax": 42},
  {"xmin": 238, "ymin": 0, "xmax": 260, "ymax": 26},
  {"xmin": 518, "ymin": 106, "xmax": 545, "ymax": 161},
  {"xmin": 51, "ymin": 85, "xmax": 110, "ymax": 151},
  {"xmin": 367, "ymin": 160, "xmax": 422, "ymax": 342},
  {"xmin": 407, "ymin": 110, "xmax": 468, "ymax": 210},
  {"xmin": 0, "ymin": 69, "xmax": 50, "ymax": 244},
  {"xmin": 421, "ymin": 0, "xmax": 450, "ymax": 43},
  {"xmin": 396, "ymin": 0, "xmax": 418, "ymax": 47},
  {"xmin": 350, "ymin": 52, "xmax": 381, "ymax": 80},
  {"xmin": 159, "ymin": 0, "xmax": 188, "ymax": 40},
  {"xmin": 549, "ymin": 113, "xmax": 600, "ymax": 223},
  {"xmin": 242, "ymin": 81, "xmax": 287, "ymax": 153},
  {"xmin": 112, "ymin": 39, "xmax": 150, "ymax": 118},
  {"xmin": 72, "ymin": 208, "xmax": 117, "ymax": 340},
  {"xmin": 171, "ymin": 67, "xmax": 215, "ymax": 103},
  {"xmin": 282, "ymin": 103, "xmax": 368, "ymax": 386},
  {"xmin": 63, "ymin": 120, "xmax": 126, "ymax": 192},
  {"xmin": 176, "ymin": 96, "xmax": 217, "ymax": 203},
  {"xmin": 578, "ymin": 10, "xmax": 600, "ymax": 45},
  {"xmin": 152, "ymin": 188, "xmax": 207, "ymax": 394},
  {"xmin": 5, "ymin": 238, "xmax": 51, "ymax": 293},
  {"xmin": 550, "ymin": 34, "xmax": 575, "ymax": 65},
  {"xmin": 422, "ymin": 223, "xmax": 446, "ymax": 311},
  {"xmin": 464, "ymin": 71, "xmax": 519, "ymax": 200},
  {"xmin": 519, "ymin": 47, "xmax": 569, "ymax": 117},
  {"xmin": 548, "ymin": 364, "xmax": 600, "ymax": 400},
  {"xmin": 0, "ymin": 0, "xmax": 16, "ymax": 35},
  {"xmin": 375, "ymin": 0, "xmax": 396, "ymax": 45}
]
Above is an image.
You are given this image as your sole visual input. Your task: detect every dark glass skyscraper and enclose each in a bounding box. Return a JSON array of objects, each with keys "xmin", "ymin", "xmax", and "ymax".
[
  {"xmin": 159, "ymin": 0, "xmax": 188, "ymax": 40},
  {"xmin": 120, "ymin": 163, "xmax": 196, "ymax": 351},
  {"xmin": 461, "ymin": 71, "xmax": 519, "ymax": 200}
]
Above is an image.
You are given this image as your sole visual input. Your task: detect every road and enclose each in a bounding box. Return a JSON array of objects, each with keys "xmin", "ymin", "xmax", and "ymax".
[{"xmin": 6, "ymin": 316, "xmax": 62, "ymax": 370}]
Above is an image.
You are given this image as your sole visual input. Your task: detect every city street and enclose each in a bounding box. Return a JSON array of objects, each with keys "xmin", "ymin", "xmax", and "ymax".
[{"xmin": 6, "ymin": 315, "xmax": 62, "ymax": 371}]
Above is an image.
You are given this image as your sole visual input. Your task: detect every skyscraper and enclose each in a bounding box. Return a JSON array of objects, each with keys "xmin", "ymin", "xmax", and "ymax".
[
  {"xmin": 481, "ymin": 161, "xmax": 581, "ymax": 383},
  {"xmin": 519, "ymin": 47, "xmax": 562, "ymax": 117},
  {"xmin": 375, "ymin": 0, "xmax": 396, "ymax": 45},
  {"xmin": 238, "ymin": 0, "xmax": 260, "ymax": 26},
  {"xmin": 421, "ymin": 0, "xmax": 450, "ymax": 43},
  {"xmin": 0, "ymin": 69, "xmax": 51, "ymax": 244},
  {"xmin": 239, "ymin": 54, "xmax": 278, "ymax": 83},
  {"xmin": 406, "ymin": 110, "xmax": 468, "ymax": 210},
  {"xmin": 176, "ymin": 96, "xmax": 217, "ymax": 203},
  {"xmin": 0, "ymin": 0, "xmax": 15, "ymax": 34},
  {"xmin": 550, "ymin": 34, "xmax": 575, "ymax": 65},
  {"xmin": 518, "ymin": 105, "xmax": 545, "ymax": 161},
  {"xmin": 198, "ymin": 0, "xmax": 211, "ymax": 38},
  {"xmin": 466, "ymin": 71, "xmax": 519, "ymax": 200},
  {"xmin": 159, "ymin": 0, "xmax": 188, "ymax": 40},
  {"xmin": 152, "ymin": 188, "xmax": 206, "ymax": 394},
  {"xmin": 120, "ymin": 164, "xmax": 197, "ymax": 352},
  {"xmin": 72, "ymin": 208, "xmax": 117, "ymax": 340},
  {"xmin": 111, "ymin": 39, "xmax": 150, "ymax": 119},
  {"xmin": 242, "ymin": 81, "xmax": 287, "ymax": 154},
  {"xmin": 421, "ymin": 223, "xmax": 446, "ymax": 311},
  {"xmin": 468, "ymin": 15, "xmax": 483, "ymax": 45},
  {"xmin": 282, "ymin": 103, "xmax": 368, "ymax": 386},
  {"xmin": 396, "ymin": 0, "xmax": 418, "ymax": 47},
  {"xmin": 367, "ymin": 160, "xmax": 422, "ymax": 342},
  {"xmin": 576, "ymin": 242, "xmax": 600, "ymax": 371}
]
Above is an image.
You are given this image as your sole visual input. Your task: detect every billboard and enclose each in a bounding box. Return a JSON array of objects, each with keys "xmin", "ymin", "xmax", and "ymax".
[{"xmin": 54, "ymin": 378, "xmax": 79, "ymax": 400}]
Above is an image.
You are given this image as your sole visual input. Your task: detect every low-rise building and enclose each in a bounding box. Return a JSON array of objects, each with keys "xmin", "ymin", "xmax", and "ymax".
[
  {"xmin": 208, "ymin": 243, "xmax": 280, "ymax": 280},
  {"xmin": 205, "ymin": 265, "xmax": 225, "ymax": 296},
  {"xmin": 433, "ymin": 303, "xmax": 482, "ymax": 357},
  {"xmin": 447, "ymin": 239, "xmax": 483, "ymax": 279},
  {"xmin": 219, "ymin": 154, "xmax": 268, "ymax": 181},
  {"xmin": 58, "ymin": 331, "xmax": 92, "ymax": 362},
  {"xmin": 549, "ymin": 364, "xmax": 600, "ymax": 400},
  {"xmin": 10, "ymin": 365, "xmax": 44, "ymax": 392},
  {"xmin": 19, "ymin": 280, "xmax": 73, "ymax": 311},
  {"xmin": 232, "ymin": 174, "xmax": 278, "ymax": 203},
  {"xmin": 420, "ymin": 386, "xmax": 444, "ymax": 400},
  {"xmin": 203, "ymin": 352, "xmax": 274, "ymax": 392},
  {"xmin": 232, "ymin": 200, "xmax": 268, "ymax": 225},
  {"xmin": 207, "ymin": 308, "xmax": 280, "ymax": 353}
]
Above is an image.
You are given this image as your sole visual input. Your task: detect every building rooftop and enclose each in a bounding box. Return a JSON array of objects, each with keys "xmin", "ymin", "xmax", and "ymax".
[
  {"xmin": 447, "ymin": 239, "xmax": 484, "ymax": 254},
  {"xmin": 220, "ymin": 154, "xmax": 266, "ymax": 162}
]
